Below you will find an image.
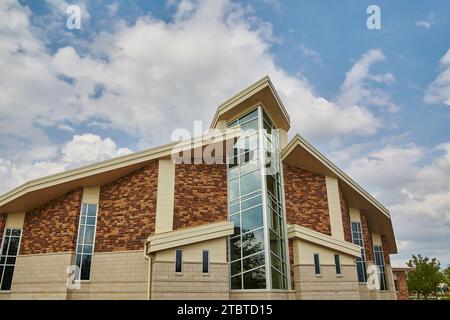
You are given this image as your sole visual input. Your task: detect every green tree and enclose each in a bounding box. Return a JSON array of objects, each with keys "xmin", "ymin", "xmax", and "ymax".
[
  {"xmin": 443, "ymin": 266, "xmax": 450, "ymax": 288},
  {"xmin": 406, "ymin": 254, "xmax": 443, "ymax": 299}
]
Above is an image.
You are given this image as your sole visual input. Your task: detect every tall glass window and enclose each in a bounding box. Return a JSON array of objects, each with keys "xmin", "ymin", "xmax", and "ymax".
[
  {"xmin": 0, "ymin": 228, "xmax": 21, "ymax": 291},
  {"xmin": 227, "ymin": 107, "xmax": 288, "ymax": 290},
  {"xmin": 75, "ymin": 203, "xmax": 98, "ymax": 280},
  {"xmin": 373, "ymin": 245, "xmax": 388, "ymax": 290},
  {"xmin": 351, "ymin": 221, "xmax": 367, "ymax": 282}
]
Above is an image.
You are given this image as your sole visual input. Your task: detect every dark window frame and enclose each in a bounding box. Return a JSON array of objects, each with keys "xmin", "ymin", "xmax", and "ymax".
[
  {"xmin": 75, "ymin": 203, "xmax": 99, "ymax": 281},
  {"xmin": 373, "ymin": 245, "xmax": 388, "ymax": 291},
  {"xmin": 313, "ymin": 253, "xmax": 321, "ymax": 275},
  {"xmin": 202, "ymin": 250, "xmax": 209, "ymax": 274},
  {"xmin": 334, "ymin": 254, "xmax": 342, "ymax": 275},
  {"xmin": 175, "ymin": 249, "xmax": 183, "ymax": 273},
  {"xmin": 0, "ymin": 228, "xmax": 22, "ymax": 291}
]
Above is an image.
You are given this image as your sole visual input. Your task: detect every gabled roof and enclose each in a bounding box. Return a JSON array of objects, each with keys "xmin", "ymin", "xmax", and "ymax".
[
  {"xmin": 282, "ymin": 134, "xmax": 397, "ymax": 254},
  {"xmin": 287, "ymin": 224, "xmax": 361, "ymax": 257},
  {"xmin": 210, "ymin": 76, "xmax": 291, "ymax": 131},
  {"xmin": 0, "ymin": 128, "xmax": 240, "ymax": 214}
]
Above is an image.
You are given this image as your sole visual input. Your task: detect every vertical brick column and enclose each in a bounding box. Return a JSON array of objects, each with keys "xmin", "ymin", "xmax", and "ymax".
[
  {"xmin": 0, "ymin": 213, "xmax": 7, "ymax": 247},
  {"xmin": 381, "ymin": 235, "xmax": 391, "ymax": 265},
  {"xmin": 289, "ymin": 239, "xmax": 295, "ymax": 290},
  {"xmin": 338, "ymin": 186, "xmax": 352, "ymax": 243},
  {"xmin": 360, "ymin": 210, "xmax": 374, "ymax": 262},
  {"xmin": 396, "ymin": 271, "xmax": 410, "ymax": 300}
]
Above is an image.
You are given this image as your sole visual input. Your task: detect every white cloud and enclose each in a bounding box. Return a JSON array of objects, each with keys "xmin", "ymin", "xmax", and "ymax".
[
  {"xmin": 425, "ymin": 48, "xmax": 450, "ymax": 106},
  {"xmin": 61, "ymin": 133, "xmax": 131, "ymax": 167},
  {"xmin": 416, "ymin": 12, "xmax": 436, "ymax": 29},
  {"xmin": 344, "ymin": 141, "xmax": 450, "ymax": 266},
  {"xmin": 338, "ymin": 49, "xmax": 398, "ymax": 112},
  {"xmin": 416, "ymin": 21, "xmax": 431, "ymax": 29},
  {"xmin": 296, "ymin": 44, "xmax": 321, "ymax": 65},
  {"xmin": 0, "ymin": 1, "xmax": 392, "ymax": 190},
  {"xmin": 0, "ymin": 133, "xmax": 132, "ymax": 194}
]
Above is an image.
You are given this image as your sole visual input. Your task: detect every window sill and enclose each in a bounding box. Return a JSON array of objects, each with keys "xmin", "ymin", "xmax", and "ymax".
[
  {"xmin": 0, "ymin": 290, "xmax": 11, "ymax": 294},
  {"xmin": 175, "ymin": 272, "xmax": 183, "ymax": 276},
  {"xmin": 315, "ymin": 274, "xmax": 322, "ymax": 278},
  {"xmin": 336, "ymin": 274, "xmax": 343, "ymax": 278}
]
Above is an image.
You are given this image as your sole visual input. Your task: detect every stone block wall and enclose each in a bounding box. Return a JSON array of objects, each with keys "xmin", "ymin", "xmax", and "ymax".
[
  {"xmin": 20, "ymin": 189, "xmax": 83, "ymax": 255},
  {"xmin": 68, "ymin": 250, "xmax": 148, "ymax": 300},
  {"xmin": 173, "ymin": 164, "xmax": 227, "ymax": 230},
  {"xmin": 283, "ymin": 163, "xmax": 331, "ymax": 236},
  {"xmin": 293, "ymin": 265, "xmax": 360, "ymax": 300},
  {"xmin": 2, "ymin": 252, "xmax": 73, "ymax": 300},
  {"xmin": 96, "ymin": 161, "xmax": 158, "ymax": 252},
  {"xmin": 151, "ymin": 261, "xmax": 229, "ymax": 299}
]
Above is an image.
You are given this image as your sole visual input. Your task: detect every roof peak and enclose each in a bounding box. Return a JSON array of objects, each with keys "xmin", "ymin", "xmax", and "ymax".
[{"xmin": 210, "ymin": 75, "xmax": 291, "ymax": 131}]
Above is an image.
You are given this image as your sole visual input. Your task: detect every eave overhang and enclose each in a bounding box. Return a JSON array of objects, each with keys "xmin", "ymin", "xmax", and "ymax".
[
  {"xmin": 210, "ymin": 76, "xmax": 291, "ymax": 131},
  {"xmin": 0, "ymin": 128, "xmax": 240, "ymax": 214},
  {"xmin": 146, "ymin": 221, "xmax": 234, "ymax": 254},
  {"xmin": 287, "ymin": 224, "xmax": 362, "ymax": 257},
  {"xmin": 282, "ymin": 134, "xmax": 397, "ymax": 254}
]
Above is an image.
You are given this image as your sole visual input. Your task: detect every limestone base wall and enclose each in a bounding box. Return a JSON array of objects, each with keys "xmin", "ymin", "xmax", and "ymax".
[
  {"xmin": 294, "ymin": 265, "xmax": 360, "ymax": 300},
  {"xmin": 0, "ymin": 252, "xmax": 72, "ymax": 300},
  {"xmin": 150, "ymin": 261, "xmax": 229, "ymax": 300},
  {"xmin": 230, "ymin": 291, "xmax": 295, "ymax": 300},
  {"xmin": 68, "ymin": 250, "xmax": 148, "ymax": 300}
]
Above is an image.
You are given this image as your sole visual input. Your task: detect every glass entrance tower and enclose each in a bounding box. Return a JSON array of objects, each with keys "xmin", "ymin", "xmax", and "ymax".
[{"xmin": 227, "ymin": 106, "xmax": 289, "ymax": 290}]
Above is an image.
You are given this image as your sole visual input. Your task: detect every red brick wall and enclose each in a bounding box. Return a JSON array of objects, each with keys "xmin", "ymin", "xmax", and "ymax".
[
  {"xmin": 395, "ymin": 271, "xmax": 409, "ymax": 300},
  {"xmin": 381, "ymin": 235, "xmax": 391, "ymax": 265},
  {"xmin": 0, "ymin": 213, "xmax": 7, "ymax": 249},
  {"xmin": 96, "ymin": 161, "xmax": 158, "ymax": 252},
  {"xmin": 283, "ymin": 163, "xmax": 331, "ymax": 236},
  {"xmin": 20, "ymin": 188, "xmax": 83, "ymax": 255},
  {"xmin": 360, "ymin": 210, "xmax": 374, "ymax": 262},
  {"xmin": 173, "ymin": 163, "xmax": 227, "ymax": 230},
  {"xmin": 339, "ymin": 185, "xmax": 352, "ymax": 243},
  {"xmin": 289, "ymin": 239, "xmax": 295, "ymax": 290}
]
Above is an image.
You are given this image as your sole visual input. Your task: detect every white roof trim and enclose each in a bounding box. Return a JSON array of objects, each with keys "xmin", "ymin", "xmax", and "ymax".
[
  {"xmin": 282, "ymin": 134, "xmax": 390, "ymax": 218},
  {"xmin": 146, "ymin": 221, "xmax": 234, "ymax": 254},
  {"xmin": 210, "ymin": 75, "xmax": 291, "ymax": 130},
  {"xmin": 0, "ymin": 128, "xmax": 240, "ymax": 210},
  {"xmin": 287, "ymin": 224, "xmax": 361, "ymax": 257}
]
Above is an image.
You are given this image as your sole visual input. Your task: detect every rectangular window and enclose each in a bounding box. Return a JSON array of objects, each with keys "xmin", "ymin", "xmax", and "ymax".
[
  {"xmin": 202, "ymin": 250, "xmax": 209, "ymax": 274},
  {"xmin": 313, "ymin": 253, "xmax": 321, "ymax": 275},
  {"xmin": 351, "ymin": 221, "xmax": 367, "ymax": 282},
  {"xmin": 0, "ymin": 228, "xmax": 22, "ymax": 291},
  {"xmin": 75, "ymin": 203, "xmax": 98, "ymax": 280},
  {"xmin": 394, "ymin": 279, "xmax": 399, "ymax": 292},
  {"xmin": 334, "ymin": 254, "xmax": 342, "ymax": 275},
  {"xmin": 175, "ymin": 249, "xmax": 183, "ymax": 273},
  {"xmin": 373, "ymin": 245, "xmax": 388, "ymax": 290}
]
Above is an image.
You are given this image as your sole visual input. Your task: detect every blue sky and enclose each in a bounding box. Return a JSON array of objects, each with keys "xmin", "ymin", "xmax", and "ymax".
[{"xmin": 1, "ymin": 0, "xmax": 450, "ymax": 267}]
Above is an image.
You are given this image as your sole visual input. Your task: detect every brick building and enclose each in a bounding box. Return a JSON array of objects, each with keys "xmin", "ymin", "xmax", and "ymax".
[{"xmin": 0, "ymin": 77, "xmax": 401, "ymax": 299}]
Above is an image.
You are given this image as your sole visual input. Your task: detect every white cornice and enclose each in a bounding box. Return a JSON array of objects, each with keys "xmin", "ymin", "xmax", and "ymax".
[
  {"xmin": 146, "ymin": 221, "xmax": 234, "ymax": 254},
  {"xmin": 287, "ymin": 224, "xmax": 361, "ymax": 257}
]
